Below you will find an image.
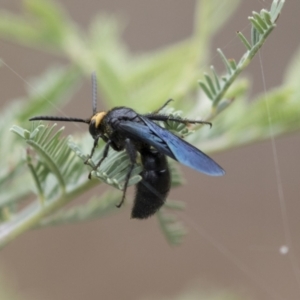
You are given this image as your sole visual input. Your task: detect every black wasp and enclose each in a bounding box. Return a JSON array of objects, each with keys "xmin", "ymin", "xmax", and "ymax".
[{"xmin": 30, "ymin": 73, "xmax": 225, "ymax": 219}]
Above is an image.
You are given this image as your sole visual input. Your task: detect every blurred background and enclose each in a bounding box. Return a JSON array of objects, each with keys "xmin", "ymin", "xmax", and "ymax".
[{"xmin": 0, "ymin": 0, "xmax": 300, "ymax": 299}]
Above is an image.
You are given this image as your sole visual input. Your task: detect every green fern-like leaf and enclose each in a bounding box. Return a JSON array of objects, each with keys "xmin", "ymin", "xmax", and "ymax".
[
  {"xmin": 37, "ymin": 191, "xmax": 121, "ymax": 227},
  {"xmin": 198, "ymin": 0, "xmax": 284, "ymax": 113},
  {"xmin": 157, "ymin": 207, "xmax": 187, "ymax": 246}
]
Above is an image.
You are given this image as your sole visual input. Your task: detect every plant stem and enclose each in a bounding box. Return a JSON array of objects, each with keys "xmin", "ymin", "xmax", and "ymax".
[{"xmin": 0, "ymin": 179, "xmax": 98, "ymax": 249}]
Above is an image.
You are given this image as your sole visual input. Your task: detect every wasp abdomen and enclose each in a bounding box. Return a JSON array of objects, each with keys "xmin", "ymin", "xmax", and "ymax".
[{"xmin": 132, "ymin": 148, "xmax": 171, "ymax": 219}]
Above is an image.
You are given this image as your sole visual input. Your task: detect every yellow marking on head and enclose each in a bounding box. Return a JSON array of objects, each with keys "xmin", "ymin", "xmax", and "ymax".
[{"xmin": 91, "ymin": 112, "xmax": 107, "ymax": 128}]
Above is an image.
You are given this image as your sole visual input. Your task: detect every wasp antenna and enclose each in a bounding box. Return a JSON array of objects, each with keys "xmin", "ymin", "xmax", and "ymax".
[
  {"xmin": 29, "ymin": 116, "xmax": 90, "ymax": 124},
  {"xmin": 91, "ymin": 72, "xmax": 98, "ymax": 115}
]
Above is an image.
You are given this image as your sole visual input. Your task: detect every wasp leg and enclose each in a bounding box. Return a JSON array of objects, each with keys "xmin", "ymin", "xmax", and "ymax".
[
  {"xmin": 148, "ymin": 99, "xmax": 173, "ymax": 115},
  {"xmin": 147, "ymin": 114, "xmax": 212, "ymax": 128},
  {"xmin": 116, "ymin": 139, "xmax": 137, "ymax": 208},
  {"xmin": 84, "ymin": 137, "xmax": 99, "ymax": 164},
  {"xmin": 88, "ymin": 140, "xmax": 111, "ymax": 179}
]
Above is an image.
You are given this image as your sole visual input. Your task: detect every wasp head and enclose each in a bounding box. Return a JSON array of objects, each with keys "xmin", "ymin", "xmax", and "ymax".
[{"xmin": 88, "ymin": 111, "xmax": 107, "ymax": 138}]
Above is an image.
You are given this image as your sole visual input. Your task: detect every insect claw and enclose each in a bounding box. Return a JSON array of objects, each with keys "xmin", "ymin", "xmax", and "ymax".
[
  {"xmin": 116, "ymin": 198, "xmax": 124, "ymax": 208},
  {"xmin": 116, "ymin": 202, "xmax": 122, "ymax": 208}
]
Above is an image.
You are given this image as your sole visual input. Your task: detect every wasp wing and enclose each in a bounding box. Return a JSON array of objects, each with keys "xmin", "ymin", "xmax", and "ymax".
[
  {"xmin": 117, "ymin": 118, "xmax": 225, "ymax": 176},
  {"xmin": 141, "ymin": 117, "xmax": 225, "ymax": 176}
]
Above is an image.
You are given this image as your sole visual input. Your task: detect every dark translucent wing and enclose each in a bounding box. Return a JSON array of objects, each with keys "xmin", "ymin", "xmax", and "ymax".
[
  {"xmin": 141, "ymin": 117, "xmax": 225, "ymax": 176},
  {"xmin": 117, "ymin": 117, "xmax": 224, "ymax": 176}
]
